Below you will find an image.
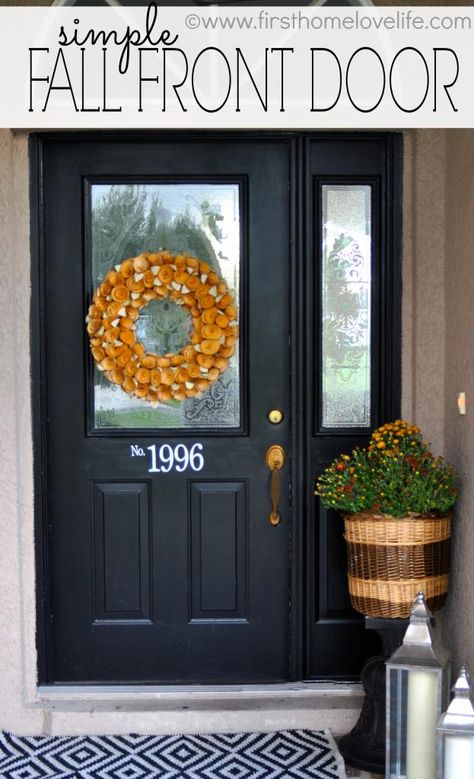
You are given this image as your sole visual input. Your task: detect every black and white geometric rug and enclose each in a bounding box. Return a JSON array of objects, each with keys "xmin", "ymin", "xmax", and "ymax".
[{"xmin": 0, "ymin": 729, "xmax": 346, "ymax": 778}]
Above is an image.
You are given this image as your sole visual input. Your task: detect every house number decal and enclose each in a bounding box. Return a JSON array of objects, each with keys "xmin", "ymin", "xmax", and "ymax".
[{"xmin": 130, "ymin": 443, "xmax": 205, "ymax": 473}]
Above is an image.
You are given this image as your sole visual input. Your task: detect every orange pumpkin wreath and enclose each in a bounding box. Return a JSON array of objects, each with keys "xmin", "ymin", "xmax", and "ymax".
[{"xmin": 86, "ymin": 251, "xmax": 238, "ymax": 406}]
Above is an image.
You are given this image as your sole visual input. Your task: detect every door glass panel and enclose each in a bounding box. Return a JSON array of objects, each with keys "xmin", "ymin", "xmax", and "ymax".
[
  {"xmin": 90, "ymin": 183, "xmax": 241, "ymax": 430},
  {"xmin": 321, "ymin": 184, "xmax": 371, "ymax": 429}
]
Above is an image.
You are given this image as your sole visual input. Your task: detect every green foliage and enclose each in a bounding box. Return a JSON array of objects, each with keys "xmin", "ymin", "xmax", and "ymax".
[{"xmin": 315, "ymin": 420, "xmax": 458, "ymax": 518}]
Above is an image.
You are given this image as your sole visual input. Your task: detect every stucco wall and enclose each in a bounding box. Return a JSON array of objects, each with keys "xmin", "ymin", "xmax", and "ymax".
[
  {"xmin": 0, "ymin": 130, "xmax": 43, "ymax": 733},
  {"xmin": 401, "ymin": 129, "xmax": 446, "ymax": 454},
  {"xmin": 444, "ymin": 131, "xmax": 474, "ymax": 675},
  {"xmin": 0, "ymin": 126, "xmax": 467, "ymax": 733},
  {"xmin": 402, "ymin": 128, "xmax": 474, "ymax": 676}
]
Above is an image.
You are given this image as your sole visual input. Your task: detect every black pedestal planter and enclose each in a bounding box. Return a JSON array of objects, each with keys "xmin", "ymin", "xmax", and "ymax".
[{"xmin": 338, "ymin": 617, "xmax": 409, "ymax": 775}]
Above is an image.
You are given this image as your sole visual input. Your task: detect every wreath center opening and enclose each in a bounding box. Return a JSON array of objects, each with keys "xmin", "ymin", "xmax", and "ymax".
[{"xmin": 136, "ymin": 298, "xmax": 192, "ymax": 356}]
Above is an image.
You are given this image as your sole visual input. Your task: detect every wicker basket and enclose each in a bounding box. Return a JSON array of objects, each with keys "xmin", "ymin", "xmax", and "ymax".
[{"xmin": 344, "ymin": 512, "xmax": 452, "ymax": 618}]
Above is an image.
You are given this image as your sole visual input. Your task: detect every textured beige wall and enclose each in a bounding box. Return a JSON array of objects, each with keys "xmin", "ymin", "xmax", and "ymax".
[
  {"xmin": 444, "ymin": 130, "xmax": 474, "ymax": 674},
  {"xmin": 401, "ymin": 130, "xmax": 446, "ymax": 455},
  {"xmin": 401, "ymin": 128, "xmax": 474, "ymax": 675},
  {"xmin": 0, "ymin": 129, "xmax": 43, "ymax": 732}
]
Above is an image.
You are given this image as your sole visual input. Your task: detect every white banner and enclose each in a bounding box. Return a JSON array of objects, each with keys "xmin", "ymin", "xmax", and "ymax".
[{"xmin": 0, "ymin": 4, "xmax": 472, "ymax": 128}]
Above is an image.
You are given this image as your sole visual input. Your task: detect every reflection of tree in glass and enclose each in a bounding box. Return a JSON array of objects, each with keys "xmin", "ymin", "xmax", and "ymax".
[
  {"xmin": 323, "ymin": 233, "xmax": 368, "ymax": 382},
  {"xmin": 200, "ymin": 199, "xmax": 223, "ymax": 241},
  {"xmin": 91, "ymin": 185, "xmax": 223, "ymax": 286}
]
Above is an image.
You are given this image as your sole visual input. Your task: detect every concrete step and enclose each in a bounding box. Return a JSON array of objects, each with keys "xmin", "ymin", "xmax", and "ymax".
[{"xmin": 37, "ymin": 682, "xmax": 364, "ymax": 738}]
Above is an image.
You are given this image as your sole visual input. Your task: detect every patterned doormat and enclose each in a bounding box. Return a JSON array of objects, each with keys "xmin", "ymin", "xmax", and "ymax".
[{"xmin": 0, "ymin": 729, "xmax": 346, "ymax": 778}]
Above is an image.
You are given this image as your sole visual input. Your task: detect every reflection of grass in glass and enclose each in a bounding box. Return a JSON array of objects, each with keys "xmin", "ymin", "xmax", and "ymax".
[{"xmin": 96, "ymin": 403, "xmax": 180, "ymax": 429}]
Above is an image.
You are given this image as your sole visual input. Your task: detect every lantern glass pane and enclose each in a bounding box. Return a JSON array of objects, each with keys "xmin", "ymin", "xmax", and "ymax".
[
  {"xmin": 444, "ymin": 734, "xmax": 474, "ymax": 779},
  {"xmin": 388, "ymin": 667, "xmax": 408, "ymax": 779},
  {"xmin": 406, "ymin": 669, "xmax": 439, "ymax": 779}
]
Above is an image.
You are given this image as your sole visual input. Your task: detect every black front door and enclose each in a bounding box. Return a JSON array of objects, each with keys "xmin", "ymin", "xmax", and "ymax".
[
  {"xmin": 38, "ymin": 136, "xmax": 292, "ymax": 683},
  {"xmin": 34, "ymin": 132, "xmax": 401, "ymax": 685}
]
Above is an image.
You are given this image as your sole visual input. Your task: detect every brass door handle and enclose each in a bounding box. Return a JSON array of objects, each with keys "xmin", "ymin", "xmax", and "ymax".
[{"xmin": 265, "ymin": 445, "xmax": 285, "ymax": 526}]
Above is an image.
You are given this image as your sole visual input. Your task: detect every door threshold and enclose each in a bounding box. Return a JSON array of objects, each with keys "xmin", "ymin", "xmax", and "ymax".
[
  {"xmin": 37, "ymin": 680, "xmax": 362, "ymax": 707},
  {"xmin": 35, "ymin": 682, "xmax": 364, "ymax": 737}
]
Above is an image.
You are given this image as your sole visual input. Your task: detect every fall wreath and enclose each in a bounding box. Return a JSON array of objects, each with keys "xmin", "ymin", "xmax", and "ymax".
[{"xmin": 86, "ymin": 251, "xmax": 238, "ymax": 406}]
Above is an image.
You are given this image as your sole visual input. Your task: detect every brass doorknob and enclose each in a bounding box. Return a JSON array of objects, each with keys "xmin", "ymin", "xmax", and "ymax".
[{"xmin": 265, "ymin": 445, "xmax": 285, "ymax": 526}]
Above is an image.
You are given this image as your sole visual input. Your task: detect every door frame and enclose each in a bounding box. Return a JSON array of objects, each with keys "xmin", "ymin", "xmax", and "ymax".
[{"xmin": 31, "ymin": 130, "xmax": 402, "ymax": 686}]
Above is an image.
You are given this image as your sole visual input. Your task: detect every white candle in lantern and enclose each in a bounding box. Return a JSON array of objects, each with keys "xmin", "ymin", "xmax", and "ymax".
[
  {"xmin": 406, "ymin": 669, "xmax": 438, "ymax": 779},
  {"xmin": 444, "ymin": 735, "xmax": 474, "ymax": 779}
]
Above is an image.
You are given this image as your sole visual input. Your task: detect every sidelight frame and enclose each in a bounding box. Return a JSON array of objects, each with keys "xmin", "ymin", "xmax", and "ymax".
[
  {"xmin": 314, "ymin": 175, "xmax": 379, "ymax": 437},
  {"xmin": 304, "ymin": 134, "xmax": 403, "ymax": 679}
]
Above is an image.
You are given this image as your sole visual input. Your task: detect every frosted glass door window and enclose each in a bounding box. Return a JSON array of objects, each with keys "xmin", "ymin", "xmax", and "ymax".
[
  {"xmin": 90, "ymin": 183, "xmax": 241, "ymax": 430},
  {"xmin": 321, "ymin": 185, "xmax": 372, "ymax": 429}
]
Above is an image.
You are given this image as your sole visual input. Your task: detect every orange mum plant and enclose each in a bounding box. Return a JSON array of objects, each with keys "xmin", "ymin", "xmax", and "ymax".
[{"xmin": 315, "ymin": 420, "xmax": 458, "ymax": 518}]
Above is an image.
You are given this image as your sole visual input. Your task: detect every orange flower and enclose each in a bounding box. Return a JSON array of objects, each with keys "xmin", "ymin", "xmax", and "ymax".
[
  {"xmin": 158, "ymin": 266, "xmax": 173, "ymax": 284},
  {"xmin": 120, "ymin": 260, "xmax": 134, "ymax": 278},
  {"xmin": 141, "ymin": 355, "xmax": 156, "ymax": 369},
  {"xmin": 174, "ymin": 270, "xmax": 190, "ymax": 285},
  {"xmin": 135, "ymin": 367, "xmax": 151, "ymax": 384},
  {"xmin": 185, "ymin": 275, "xmax": 200, "ymax": 291},
  {"xmin": 197, "ymin": 353, "xmax": 214, "ymax": 369},
  {"xmin": 215, "ymin": 314, "xmax": 229, "ymax": 329},
  {"xmin": 187, "ymin": 363, "xmax": 201, "ymax": 379},
  {"xmin": 217, "ymin": 294, "xmax": 233, "ymax": 309},
  {"xmin": 127, "ymin": 277, "xmax": 145, "ymax": 293},
  {"xmin": 160, "ymin": 368, "xmax": 175, "ymax": 386},
  {"xmin": 143, "ymin": 270, "xmax": 155, "ymax": 288},
  {"xmin": 132, "ymin": 255, "xmax": 150, "ymax": 273},
  {"xmin": 201, "ymin": 339, "xmax": 220, "ymax": 355},
  {"xmin": 200, "ymin": 295, "xmax": 216, "ymax": 310},
  {"xmin": 111, "ymin": 285, "xmax": 129, "ymax": 303},
  {"xmin": 202, "ymin": 308, "xmax": 218, "ymax": 325},
  {"xmin": 119, "ymin": 330, "xmax": 136, "ymax": 346},
  {"xmin": 201, "ymin": 324, "xmax": 223, "ymax": 340}
]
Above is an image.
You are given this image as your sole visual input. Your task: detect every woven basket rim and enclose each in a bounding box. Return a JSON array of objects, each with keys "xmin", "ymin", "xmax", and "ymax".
[
  {"xmin": 343, "ymin": 513, "xmax": 452, "ymax": 545},
  {"xmin": 343, "ymin": 511, "xmax": 453, "ymax": 522},
  {"xmin": 343, "ymin": 534, "xmax": 450, "ymax": 546}
]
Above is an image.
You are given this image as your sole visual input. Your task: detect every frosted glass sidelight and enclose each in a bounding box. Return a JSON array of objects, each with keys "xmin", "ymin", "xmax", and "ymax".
[
  {"xmin": 90, "ymin": 183, "xmax": 241, "ymax": 430},
  {"xmin": 321, "ymin": 185, "xmax": 371, "ymax": 429}
]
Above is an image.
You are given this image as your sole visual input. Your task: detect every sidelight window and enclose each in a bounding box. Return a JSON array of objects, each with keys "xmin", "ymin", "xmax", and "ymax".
[{"xmin": 320, "ymin": 184, "xmax": 372, "ymax": 430}]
